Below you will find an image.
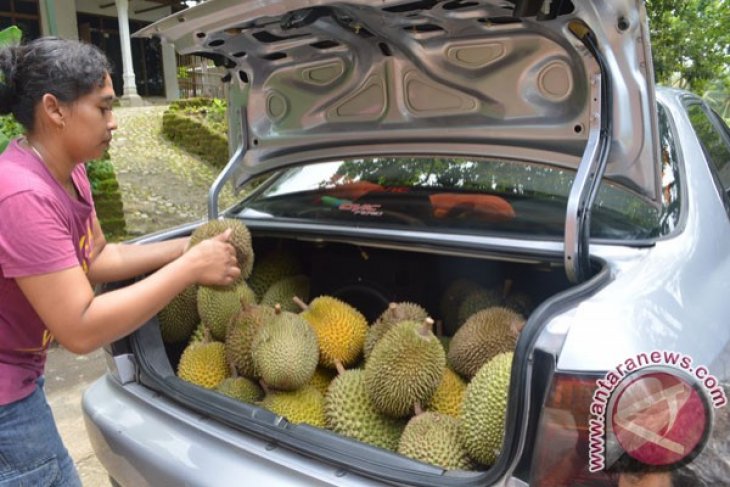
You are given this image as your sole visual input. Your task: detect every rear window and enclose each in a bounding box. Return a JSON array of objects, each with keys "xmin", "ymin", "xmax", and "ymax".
[{"xmin": 236, "ymin": 156, "xmax": 662, "ymax": 240}]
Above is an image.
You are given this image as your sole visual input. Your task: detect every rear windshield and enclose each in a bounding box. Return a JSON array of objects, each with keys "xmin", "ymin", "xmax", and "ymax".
[{"xmin": 236, "ymin": 157, "xmax": 662, "ymax": 240}]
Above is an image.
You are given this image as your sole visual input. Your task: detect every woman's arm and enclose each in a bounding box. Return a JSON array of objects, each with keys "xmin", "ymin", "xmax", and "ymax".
[
  {"xmin": 16, "ymin": 230, "xmax": 240, "ymax": 354},
  {"xmin": 86, "ymin": 217, "xmax": 189, "ymax": 284}
]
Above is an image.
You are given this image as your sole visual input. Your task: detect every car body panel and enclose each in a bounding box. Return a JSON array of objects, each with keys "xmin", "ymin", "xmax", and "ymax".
[
  {"xmin": 137, "ymin": 0, "xmax": 661, "ymax": 203},
  {"xmin": 557, "ymin": 90, "xmax": 730, "ymax": 372},
  {"xmin": 83, "ymin": 376, "xmax": 378, "ymax": 487}
]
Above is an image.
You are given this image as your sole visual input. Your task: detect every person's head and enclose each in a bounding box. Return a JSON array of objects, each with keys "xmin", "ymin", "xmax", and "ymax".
[{"xmin": 0, "ymin": 37, "xmax": 117, "ymax": 162}]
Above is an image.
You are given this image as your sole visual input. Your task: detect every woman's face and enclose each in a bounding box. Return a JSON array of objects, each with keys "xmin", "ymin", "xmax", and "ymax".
[{"xmin": 62, "ymin": 73, "xmax": 117, "ymax": 163}]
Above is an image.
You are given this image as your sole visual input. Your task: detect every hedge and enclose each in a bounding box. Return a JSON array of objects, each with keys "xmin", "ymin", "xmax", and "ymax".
[
  {"xmin": 162, "ymin": 97, "xmax": 229, "ymax": 168},
  {"xmin": 87, "ymin": 156, "xmax": 127, "ymax": 240}
]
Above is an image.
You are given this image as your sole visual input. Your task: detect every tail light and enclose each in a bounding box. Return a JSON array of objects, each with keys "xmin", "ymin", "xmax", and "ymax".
[
  {"xmin": 531, "ymin": 370, "xmax": 711, "ymax": 486},
  {"xmin": 531, "ymin": 373, "xmax": 617, "ymax": 486}
]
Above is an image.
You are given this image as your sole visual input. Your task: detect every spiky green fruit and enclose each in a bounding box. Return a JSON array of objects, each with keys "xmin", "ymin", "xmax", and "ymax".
[
  {"xmin": 158, "ymin": 284, "xmax": 199, "ymax": 343},
  {"xmin": 325, "ymin": 369, "xmax": 406, "ymax": 451},
  {"xmin": 460, "ymin": 352, "xmax": 513, "ymax": 466},
  {"xmin": 247, "ymin": 248, "xmax": 302, "ymax": 300},
  {"xmin": 216, "ymin": 377, "xmax": 263, "ymax": 403},
  {"xmin": 258, "ymin": 385, "xmax": 325, "ymax": 427},
  {"xmin": 298, "ymin": 296, "xmax": 368, "ymax": 369},
  {"xmin": 177, "ymin": 341, "xmax": 229, "ymax": 389},
  {"xmin": 364, "ymin": 319, "xmax": 446, "ymax": 418},
  {"xmin": 189, "ymin": 218, "xmax": 254, "ymax": 279},
  {"xmin": 427, "ymin": 367, "xmax": 467, "ymax": 418},
  {"xmin": 188, "ymin": 322, "xmax": 209, "ymax": 345},
  {"xmin": 448, "ymin": 307, "xmax": 523, "ymax": 379},
  {"xmin": 261, "ymin": 275, "xmax": 310, "ymax": 313},
  {"xmin": 363, "ymin": 302, "xmax": 429, "ymax": 360},
  {"xmin": 197, "ymin": 281, "xmax": 256, "ymax": 341},
  {"xmin": 309, "ymin": 367, "xmax": 336, "ymax": 396},
  {"xmin": 398, "ymin": 412, "xmax": 474, "ymax": 470},
  {"xmin": 456, "ymin": 287, "xmax": 503, "ymax": 327},
  {"xmin": 439, "ymin": 278, "xmax": 481, "ymax": 332},
  {"xmin": 225, "ymin": 304, "xmax": 276, "ymax": 379},
  {"xmin": 252, "ymin": 308, "xmax": 319, "ymax": 391}
]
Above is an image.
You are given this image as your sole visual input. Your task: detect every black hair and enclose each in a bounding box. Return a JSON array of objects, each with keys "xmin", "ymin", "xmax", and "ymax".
[{"xmin": 0, "ymin": 37, "xmax": 112, "ymax": 132}]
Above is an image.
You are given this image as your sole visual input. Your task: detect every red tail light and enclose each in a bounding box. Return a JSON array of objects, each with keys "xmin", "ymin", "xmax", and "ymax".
[
  {"xmin": 531, "ymin": 373, "xmax": 617, "ymax": 486},
  {"xmin": 531, "ymin": 370, "xmax": 708, "ymax": 486}
]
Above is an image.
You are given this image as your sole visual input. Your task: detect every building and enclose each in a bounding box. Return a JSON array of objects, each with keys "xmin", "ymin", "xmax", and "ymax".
[{"xmin": 1, "ymin": 0, "xmax": 196, "ymax": 105}]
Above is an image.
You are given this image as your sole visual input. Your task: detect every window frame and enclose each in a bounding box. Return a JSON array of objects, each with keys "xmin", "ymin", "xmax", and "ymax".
[{"xmin": 683, "ymin": 98, "xmax": 730, "ymax": 218}]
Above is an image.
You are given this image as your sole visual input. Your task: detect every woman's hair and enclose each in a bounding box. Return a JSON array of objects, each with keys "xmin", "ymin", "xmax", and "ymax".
[{"xmin": 0, "ymin": 37, "xmax": 112, "ymax": 132}]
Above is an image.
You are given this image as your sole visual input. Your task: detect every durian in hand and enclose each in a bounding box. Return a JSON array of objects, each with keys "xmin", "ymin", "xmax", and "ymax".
[
  {"xmin": 364, "ymin": 318, "xmax": 446, "ymax": 418},
  {"xmin": 189, "ymin": 218, "xmax": 254, "ymax": 280}
]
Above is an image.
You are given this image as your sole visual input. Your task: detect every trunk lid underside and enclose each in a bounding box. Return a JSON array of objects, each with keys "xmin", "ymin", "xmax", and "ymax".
[{"xmin": 137, "ymin": 0, "xmax": 661, "ymax": 204}]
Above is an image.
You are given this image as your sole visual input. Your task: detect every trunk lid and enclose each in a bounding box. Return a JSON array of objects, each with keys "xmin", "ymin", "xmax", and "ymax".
[{"xmin": 137, "ymin": 0, "xmax": 661, "ymax": 203}]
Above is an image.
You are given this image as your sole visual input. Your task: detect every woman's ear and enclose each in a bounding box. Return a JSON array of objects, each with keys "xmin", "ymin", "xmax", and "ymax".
[{"xmin": 40, "ymin": 93, "xmax": 67, "ymax": 130}]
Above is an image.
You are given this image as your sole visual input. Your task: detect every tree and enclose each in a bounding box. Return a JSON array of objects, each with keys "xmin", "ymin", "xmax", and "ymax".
[{"xmin": 646, "ymin": 0, "xmax": 730, "ymax": 94}]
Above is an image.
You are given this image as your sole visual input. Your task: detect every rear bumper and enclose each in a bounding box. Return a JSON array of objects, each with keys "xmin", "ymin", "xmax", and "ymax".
[{"xmin": 81, "ymin": 375, "xmax": 375, "ymax": 487}]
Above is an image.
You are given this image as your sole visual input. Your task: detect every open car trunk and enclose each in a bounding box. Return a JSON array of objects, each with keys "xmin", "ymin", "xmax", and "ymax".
[{"xmin": 120, "ymin": 225, "xmax": 605, "ymax": 486}]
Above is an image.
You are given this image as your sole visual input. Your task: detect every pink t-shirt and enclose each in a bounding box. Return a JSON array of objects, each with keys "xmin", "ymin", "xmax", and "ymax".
[{"xmin": 0, "ymin": 139, "xmax": 96, "ymax": 405}]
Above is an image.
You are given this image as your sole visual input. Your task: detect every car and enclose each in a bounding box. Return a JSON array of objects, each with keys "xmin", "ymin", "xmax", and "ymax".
[{"xmin": 82, "ymin": 0, "xmax": 730, "ymax": 486}]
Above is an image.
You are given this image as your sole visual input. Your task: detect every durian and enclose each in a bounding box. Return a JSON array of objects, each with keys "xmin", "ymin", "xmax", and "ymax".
[
  {"xmin": 364, "ymin": 318, "xmax": 445, "ymax": 418},
  {"xmin": 460, "ymin": 352, "xmax": 513, "ymax": 465}
]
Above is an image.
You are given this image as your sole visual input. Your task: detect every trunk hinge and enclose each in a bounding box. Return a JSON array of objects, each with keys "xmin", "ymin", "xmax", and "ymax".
[
  {"xmin": 207, "ymin": 103, "xmax": 249, "ymax": 220},
  {"xmin": 564, "ymin": 21, "xmax": 613, "ymax": 283}
]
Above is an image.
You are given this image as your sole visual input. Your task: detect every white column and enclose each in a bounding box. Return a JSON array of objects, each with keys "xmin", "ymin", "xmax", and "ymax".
[
  {"xmin": 162, "ymin": 41, "xmax": 180, "ymax": 101},
  {"xmin": 115, "ymin": 0, "xmax": 143, "ymax": 106}
]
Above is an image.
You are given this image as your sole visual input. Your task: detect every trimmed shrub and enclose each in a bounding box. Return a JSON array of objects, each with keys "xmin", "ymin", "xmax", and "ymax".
[
  {"xmin": 162, "ymin": 108, "xmax": 229, "ymax": 169},
  {"xmin": 162, "ymin": 97, "xmax": 229, "ymax": 169},
  {"xmin": 87, "ymin": 155, "xmax": 127, "ymax": 241}
]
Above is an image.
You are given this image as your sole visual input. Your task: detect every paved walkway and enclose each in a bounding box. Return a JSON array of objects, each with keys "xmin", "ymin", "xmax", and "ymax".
[{"xmin": 46, "ymin": 103, "xmax": 237, "ymax": 486}]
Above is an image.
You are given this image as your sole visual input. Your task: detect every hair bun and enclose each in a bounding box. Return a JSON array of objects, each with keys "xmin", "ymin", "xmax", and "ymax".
[{"xmin": 0, "ymin": 46, "xmax": 18, "ymax": 115}]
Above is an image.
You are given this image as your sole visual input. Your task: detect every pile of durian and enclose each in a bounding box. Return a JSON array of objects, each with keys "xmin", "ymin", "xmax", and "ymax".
[{"xmin": 158, "ymin": 219, "xmax": 532, "ymax": 472}]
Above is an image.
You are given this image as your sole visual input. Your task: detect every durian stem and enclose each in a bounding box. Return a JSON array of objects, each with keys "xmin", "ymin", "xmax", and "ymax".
[
  {"xmin": 390, "ymin": 302, "xmax": 404, "ymax": 321},
  {"xmin": 292, "ymin": 296, "xmax": 309, "ymax": 311},
  {"xmin": 274, "ymin": 303, "xmax": 282, "ymax": 315},
  {"xmin": 259, "ymin": 379, "xmax": 270, "ymax": 396},
  {"xmin": 202, "ymin": 324, "xmax": 212, "ymax": 343},
  {"xmin": 414, "ymin": 402, "xmax": 424, "ymax": 416},
  {"xmin": 228, "ymin": 361, "xmax": 238, "ymax": 378},
  {"xmin": 418, "ymin": 317, "xmax": 435, "ymax": 337},
  {"xmin": 511, "ymin": 318, "xmax": 527, "ymax": 336},
  {"xmin": 502, "ymin": 278, "xmax": 514, "ymax": 299},
  {"xmin": 334, "ymin": 360, "xmax": 346, "ymax": 376}
]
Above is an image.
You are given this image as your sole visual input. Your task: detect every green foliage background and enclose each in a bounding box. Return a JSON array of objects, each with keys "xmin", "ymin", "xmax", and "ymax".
[{"xmin": 647, "ymin": 0, "xmax": 730, "ymax": 117}]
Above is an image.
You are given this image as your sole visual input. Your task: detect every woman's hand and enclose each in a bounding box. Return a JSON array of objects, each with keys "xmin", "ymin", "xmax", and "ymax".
[{"xmin": 180, "ymin": 228, "xmax": 241, "ymax": 287}]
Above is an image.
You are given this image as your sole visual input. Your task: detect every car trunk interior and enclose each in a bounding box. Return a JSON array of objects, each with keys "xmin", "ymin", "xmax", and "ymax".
[{"xmin": 119, "ymin": 226, "xmax": 594, "ymax": 486}]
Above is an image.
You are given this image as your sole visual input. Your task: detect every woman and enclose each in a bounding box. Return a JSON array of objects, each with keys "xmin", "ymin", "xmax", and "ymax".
[{"xmin": 0, "ymin": 38, "xmax": 240, "ymax": 485}]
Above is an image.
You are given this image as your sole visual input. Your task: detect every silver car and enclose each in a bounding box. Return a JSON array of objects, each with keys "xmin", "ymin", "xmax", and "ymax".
[{"xmin": 83, "ymin": 0, "xmax": 730, "ymax": 486}]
